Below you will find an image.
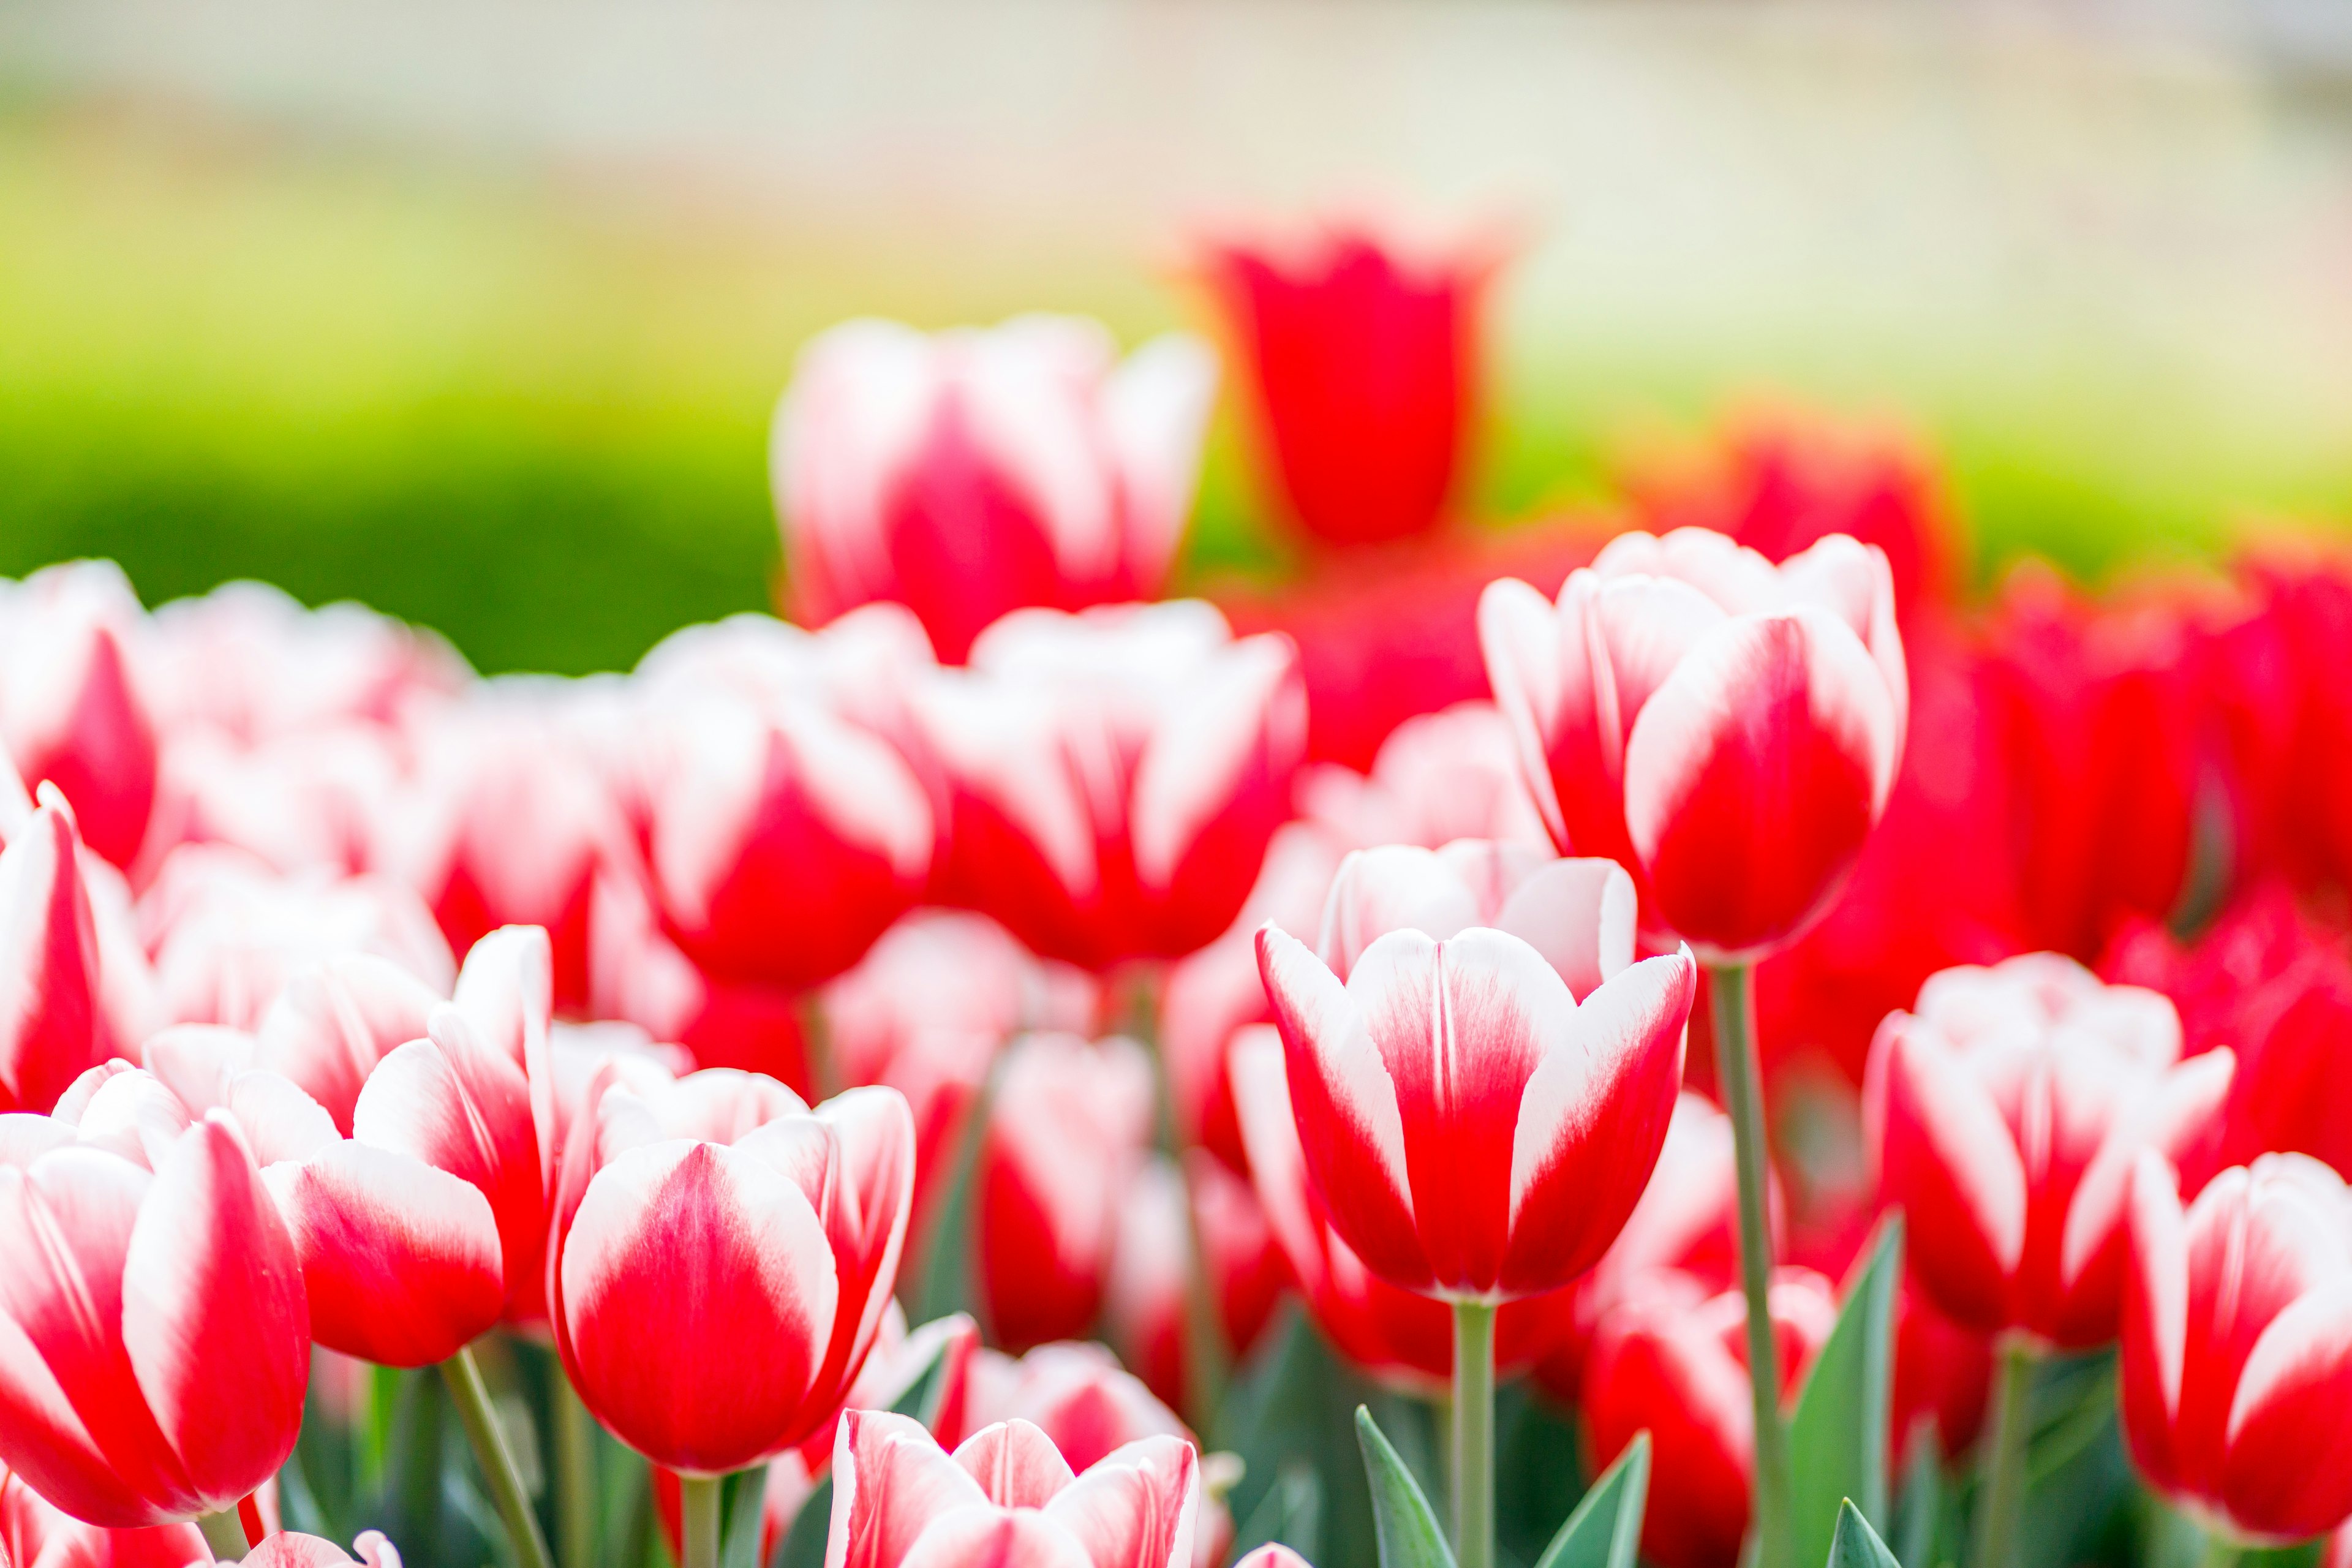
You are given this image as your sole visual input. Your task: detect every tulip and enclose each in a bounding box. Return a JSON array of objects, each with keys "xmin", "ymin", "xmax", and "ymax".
[
  {"xmin": 1204, "ymin": 223, "xmax": 1492, "ymax": 547},
  {"xmin": 1293, "ymin": 701, "xmax": 1551, "ymax": 855},
  {"xmin": 0, "ymin": 562, "xmax": 157, "ymax": 870},
  {"xmin": 1313, "ymin": 841, "xmax": 1634, "ymax": 995},
  {"xmin": 1891, "ymin": 1284, "xmax": 1993, "ymax": 1466},
  {"xmin": 1103, "ymin": 1152, "xmax": 1289, "ymax": 1417},
  {"xmin": 2124, "ymin": 1153, "xmax": 2352, "ymax": 1546},
  {"xmin": 0, "ymin": 1106, "xmax": 308, "ymax": 1537},
  {"xmin": 549, "ymin": 1063, "xmax": 915, "ymax": 1479},
  {"xmin": 0, "ymin": 801, "xmax": 126, "ymax": 1114},
  {"xmin": 1227, "ymin": 1025, "xmax": 1578, "ymax": 1392},
  {"xmin": 773, "ymin": 315, "xmax": 1218, "ymax": 663},
  {"xmin": 1479, "ymin": 527, "xmax": 1907, "ymax": 961},
  {"xmin": 920, "ymin": 601, "xmax": 1306, "ymax": 970},
  {"xmin": 823, "ymin": 1409, "xmax": 1198, "ymax": 1568},
  {"xmin": 974, "ymin": 1033, "xmax": 1154, "ymax": 1351},
  {"xmin": 1581, "ymin": 1268, "xmax": 1839, "ymax": 1568},
  {"xmin": 153, "ymin": 726, "xmax": 403, "ymax": 881},
  {"xmin": 0, "ymin": 1458, "xmax": 208, "ymax": 1568},
  {"xmin": 1866, "ymin": 952, "xmax": 2235, "ymax": 1568},
  {"xmin": 211, "ymin": 1534, "xmax": 402, "ymax": 1568},
  {"xmin": 253, "ymin": 954, "xmax": 442, "ymax": 1136}
]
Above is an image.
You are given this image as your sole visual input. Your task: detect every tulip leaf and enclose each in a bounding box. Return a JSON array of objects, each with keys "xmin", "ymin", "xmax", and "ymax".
[
  {"xmin": 1355, "ymin": 1406, "xmax": 1457, "ymax": 1568},
  {"xmin": 1890, "ymin": 1417, "xmax": 1941, "ymax": 1568},
  {"xmin": 1789, "ymin": 1215, "xmax": 1903, "ymax": 1568},
  {"xmin": 1233, "ymin": 1460, "xmax": 1324, "ymax": 1565},
  {"xmin": 720, "ymin": 1466, "xmax": 766, "ymax": 1568},
  {"xmin": 772, "ymin": 1477, "xmax": 831, "ymax": 1568},
  {"xmin": 1531, "ymin": 1431, "xmax": 1649, "ymax": 1568},
  {"xmin": 1829, "ymin": 1500, "xmax": 1901, "ymax": 1568}
]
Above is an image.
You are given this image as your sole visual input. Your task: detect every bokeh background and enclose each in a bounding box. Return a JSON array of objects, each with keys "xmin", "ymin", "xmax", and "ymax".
[{"xmin": 8, "ymin": 0, "xmax": 2352, "ymax": 672}]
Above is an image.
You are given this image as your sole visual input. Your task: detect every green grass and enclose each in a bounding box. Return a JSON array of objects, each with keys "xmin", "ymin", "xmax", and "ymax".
[{"xmin": 4, "ymin": 95, "xmax": 2348, "ymax": 675}]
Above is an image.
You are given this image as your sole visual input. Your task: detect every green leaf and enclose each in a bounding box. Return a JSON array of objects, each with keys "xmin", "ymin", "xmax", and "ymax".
[
  {"xmin": 1531, "ymin": 1431, "xmax": 1649, "ymax": 1568},
  {"xmin": 1232, "ymin": 1461, "xmax": 1324, "ymax": 1564},
  {"xmin": 720, "ymin": 1467, "xmax": 765, "ymax": 1568},
  {"xmin": 1789, "ymin": 1216, "xmax": 1903, "ymax": 1568},
  {"xmin": 1891, "ymin": 1417, "xmax": 1940, "ymax": 1568},
  {"xmin": 1829, "ymin": 1500, "xmax": 1901, "ymax": 1568},
  {"xmin": 1355, "ymin": 1406, "xmax": 1457, "ymax": 1568},
  {"xmin": 772, "ymin": 1477, "xmax": 831, "ymax": 1568}
]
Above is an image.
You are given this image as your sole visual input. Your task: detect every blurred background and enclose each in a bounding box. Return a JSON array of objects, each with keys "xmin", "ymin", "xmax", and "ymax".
[{"xmin": 7, "ymin": 0, "xmax": 2352, "ymax": 675}]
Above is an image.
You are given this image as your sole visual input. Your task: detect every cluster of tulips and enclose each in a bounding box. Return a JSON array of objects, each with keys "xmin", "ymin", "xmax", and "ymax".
[{"xmin": 11, "ymin": 219, "xmax": 2352, "ymax": 1568}]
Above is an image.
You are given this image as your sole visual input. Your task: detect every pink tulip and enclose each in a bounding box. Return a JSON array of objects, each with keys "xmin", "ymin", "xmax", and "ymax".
[
  {"xmin": 1205, "ymin": 222, "xmax": 1493, "ymax": 548},
  {"xmin": 0, "ymin": 1457, "xmax": 206, "ymax": 1568},
  {"xmin": 1313, "ymin": 842, "xmax": 1635, "ymax": 995},
  {"xmin": 1293, "ymin": 701, "xmax": 1551, "ymax": 855},
  {"xmin": 214, "ymin": 1533, "xmax": 402, "ymax": 1568},
  {"xmin": 254, "ymin": 955, "xmax": 442, "ymax": 1137},
  {"xmin": 1104, "ymin": 1152, "xmax": 1288, "ymax": 1412},
  {"xmin": 0, "ymin": 564, "xmax": 158, "ymax": 871},
  {"xmin": 824, "ymin": 1409, "xmax": 1198, "ymax": 1568},
  {"xmin": 921, "ymin": 602, "xmax": 1306, "ymax": 970},
  {"xmin": 2123, "ymin": 1153, "xmax": 2352, "ymax": 1544},
  {"xmin": 1229, "ymin": 1027, "xmax": 1578, "ymax": 1389},
  {"xmin": 0, "ymin": 802, "xmax": 129, "ymax": 1114},
  {"xmin": 1865, "ymin": 953, "xmax": 2234, "ymax": 1346},
  {"xmin": 0, "ymin": 1106, "xmax": 309, "ymax": 1527},
  {"xmin": 1254, "ymin": 910, "xmax": 1693, "ymax": 1299},
  {"xmin": 549, "ymin": 1062, "xmax": 914, "ymax": 1475},
  {"xmin": 1480, "ymin": 527, "xmax": 1908, "ymax": 960},
  {"xmin": 151, "ymin": 726, "xmax": 402, "ymax": 881},
  {"xmin": 774, "ymin": 315, "xmax": 1218, "ymax": 664},
  {"xmin": 976, "ymin": 1033, "xmax": 1154, "ymax": 1351}
]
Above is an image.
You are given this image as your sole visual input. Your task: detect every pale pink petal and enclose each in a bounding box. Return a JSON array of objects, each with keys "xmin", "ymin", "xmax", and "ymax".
[
  {"xmin": 1487, "ymin": 858, "xmax": 1636, "ymax": 1000},
  {"xmin": 257, "ymin": 955, "xmax": 442, "ymax": 1137},
  {"xmin": 1100, "ymin": 334, "xmax": 1218, "ymax": 590},
  {"xmin": 897, "ymin": 1510, "xmax": 1095, "ymax": 1568},
  {"xmin": 1473, "ymin": 576, "xmax": 1572, "ymax": 851},
  {"xmin": 825, "ymin": 1408, "xmax": 989, "ymax": 1568},
  {"xmin": 1314, "ymin": 848, "xmax": 1479, "ymax": 982},
  {"xmin": 1041, "ymin": 1434, "xmax": 1199, "ymax": 1568},
  {"xmin": 955, "ymin": 1419, "xmax": 1077, "ymax": 1509},
  {"xmin": 1131, "ymin": 635, "xmax": 1303, "ymax": 894},
  {"xmin": 1589, "ymin": 576, "xmax": 1733, "ymax": 743}
]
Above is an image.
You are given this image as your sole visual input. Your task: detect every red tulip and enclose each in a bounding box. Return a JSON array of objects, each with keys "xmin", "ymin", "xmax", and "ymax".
[
  {"xmin": 143, "ymin": 846, "xmax": 453, "ymax": 1034},
  {"xmin": 1865, "ymin": 953, "xmax": 2234, "ymax": 1346},
  {"xmin": 549, "ymin": 1063, "xmax": 914, "ymax": 1474},
  {"xmin": 584, "ymin": 873, "xmax": 816, "ymax": 1093},
  {"xmin": 1294, "ymin": 701, "xmax": 1551, "ymax": 854},
  {"xmin": 153, "ymin": 725, "xmax": 402, "ymax": 882},
  {"xmin": 2124, "ymin": 1153, "xmax": 2352, "ymax": 1544},
  {"xmin": 1313, "ymin": 843, "xmax": 1634, "ymax": 996},
  {"xmin": 0, "ymin": 802, "xmax": 129, "ymax": 1114},
  {"xmin": 254, "ymin": 954, "xmax": 442, "ymax": 1137},
  {"xmin": 774, "ymin": 316, "xmax": 1218, "ymax": 664},
  {"xmin": 0, "ymin": 563, "xmax": 158, "ymax": 870},
  {"xmin": 824, "ymin": 1409, "xmax": 1199, "ymax": 1568},
  {"xmin": 0, "ymin": 1106, "xmax": 309, "ymax": 1527},
  {"xmin": 214, "ymin": 1532, "xmax": 402, "ymax": 1568},
  {"xmin": 1480, "ymin": 527, "xmax": 1907, "ymax": 960},
  {"xmin": 2105, "ymin": 886, "xmax": 2352, "ymax": 1184},
  {"xmin": 1582, "ymin": 1268, "xmax": 1839, "ymax": 1568},
  {"xmin": 0, "ymin": 1458, "xmax": 206, "ymax": 1568},
  {"xmin": 1228, "ymin": 1026, "xmax": 1578, "ymax": 1390},
  {"xmin": 1104, "ymin": 1152, "xmax": 1289, "ymax": 1412},
  {"xmin": 975, "ymin": 1033, "xmax": 1154, "ymax": 1351},
  {"xmin": 1891, "ymin": 1284, "xmax": 1993, "ymax": 1464},
  {"xmin": 920, "ymin": 602, "xmax": 1306, "ymax": 970},
  {"xmin": 1205, "ymin": 223, "xmax": 1493, "ymax": 548},
  {"xmin": 1255, "ymin": 916, "xmax": 1693, "ymax": 1299}
]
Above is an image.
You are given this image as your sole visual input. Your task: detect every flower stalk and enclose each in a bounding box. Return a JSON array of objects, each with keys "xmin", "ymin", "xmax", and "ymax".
[
  {"xmin": 1452, "ymin": 1299, "xmax": 1497, "ymax": 1568},
  {"xmin": 679, "ymin": 1473, "xmax": 724, "ymax": 1568},
  {"xmin": 195, "ymin": 1508, "xmax": 251, "ymax": 1562},
  {"xmin": 1971, "ymin": 1337, "xmax": 2039, "ymax": 1568},
  {"xmin": 440, "ymin": 1344, "xmax": 556, "ymax": 1568}
]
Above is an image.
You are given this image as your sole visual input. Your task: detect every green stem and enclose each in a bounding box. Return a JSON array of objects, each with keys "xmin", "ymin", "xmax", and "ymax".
[
  {"xmin": 440, "ymin": 1344, "xmax": 556, "ymax": 1568},
  {"xmin": 555, "ymin": 1373, "xmax": 599, "ymax": 1568},
  {"xmin": 1971, "ymin": 1338, "xmax": 2038, "ymax": 1568},
  {"xmin": 2193, "ymin": 1526, "xmax": 2240, "ymax": 1568},
  {"xmin": 1708, "ymin": 960, "xmax": 1792, "ymax": 1568},
  {"xmin": 679, "ymin": 1474, "xmax": 724, "ymax": 1568},
  {"xmin": 195, "ymin": 1509, "xmax": 249, "ymax": 1561},
  {"xmin": 1451, "ymin": 1300, "xmax": 1497, "ymax": 1568}
]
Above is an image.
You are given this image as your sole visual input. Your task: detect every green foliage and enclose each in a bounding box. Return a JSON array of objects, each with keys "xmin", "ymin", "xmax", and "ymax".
[
  {"xmin": 1789, "ymin": 1218, "xmax": 1903, "ymax": 1568},
  {"xmin": 1357, "ymin": 1408, "xmax": 1457, "ymax": 1568},
  {"xmin": 1529, "ymin": 1432, "xmax": 1647, "ymax": 1568},
  {"xmin": 1828, "ymin": 1501, "xmax": 1901, "ymax": 1568}
]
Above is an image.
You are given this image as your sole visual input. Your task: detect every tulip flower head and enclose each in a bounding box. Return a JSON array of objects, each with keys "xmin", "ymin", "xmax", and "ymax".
[
  {"xmin": 0, "ymin": 562, "xmax": 158, "ymax": 872},
  {"xmin": 1866, "ymin": 953, "xmax": 2234, "ymax": 1348},
  {"xmin": 0, "ymin": 1456, "xmax": 208, "ymax": 1568},
  {"xmin": 1480, "ymin": 527, "xmax": 1909, "ymax": 960},
  {"xmin": 550, "ymin": 1063, "xmax": 914, "ymax": 1476},
  {"xmin": 824, "ymin": 1409, "xmax": 1198, "ymax": 1568},
  {"xmin": 215, "ymin": 1532, "xmax": 403, "ymax": 1568},
  {"xmin": 1254, "ymin": 859, "xmax": 1694, "ymax": 1300},
  {"xmin": 2124, "ymin": 1153, "xmax": 2352, "ymax": 1545},
  {"xmin": 0, "ymin": 799, "xmax": 126, "ymax": 1115},
  {"xmin": 774, "ymin": 315, "xmax": 1218, "ymax": 663}
]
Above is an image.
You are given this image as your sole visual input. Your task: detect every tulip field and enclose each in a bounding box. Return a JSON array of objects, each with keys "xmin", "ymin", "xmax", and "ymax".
[{"xmin": 15, "ymin": 197, "xmax": 2352, "ymax": 1568}]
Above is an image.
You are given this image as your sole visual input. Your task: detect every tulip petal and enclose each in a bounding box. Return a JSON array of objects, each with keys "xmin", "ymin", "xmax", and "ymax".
[
  {"xmin": 265, "ymin": 1141, "xmax": 504, "ymax": 1368},
  {"xmin": 1041, "ymin": 1435, "xmax": 1198, "ymax": 1568},
  {"xmin": 1474, "ymin": 576, "xmax": 1574, "ymax": 853},
  {"xmin": 1486, "ymin": 858, "xmax": 1637, "ymax": 1001},
  {"xmin": 1256, "ymin": 925, "xmax": 1423, "ymax": 1289},
  {"xmin": 451, "ymin": 925, "xmax": 557, "ymax": 1195},
  {"xmin": 1504, "ymin": 949, "xmax": 1692, "ymax": 1296},
  {"xmin": 897, "ymin": 1509, "xmax": 1094, "ymax": 1568},
  {"xmin": 826, "ymin": 1409, "xmax": 988, "ymax": 1568},
  {"xmin": 258, "ymin": 955, "xmax": 442, "ymax": 1137},
  {"xmin": 121, "ymin": 1115, "xmax": 308, "ymax": 1511},
  {"xmin": 955, "ymin": 1419, "xmax": 1076, "ymax": 1509},
  {"xmin": 2221, "ymin": 1283, "xmax": 2352, "ymax": 1539},
  {"xmin": 1868, "ymin": 1018, "xmax": 2026, "ymax": 1333},
  {"xmin": 2121, "ymin": 1153, "xmax": 2192, "ymax": 1501},
  {"xmin": 1589, "ymin": 575, "xmax": 1733, "ymax": 745},
  {"xmin": 563, "ymin": 1140, "xmax": 837, "ymax": 1474},
  {"xmin": 0, "ymin": 807, "xmax": 108, "ymax": 1117},
  {"xmin": 1316, "ymin": 848, "xmax": 1480, "ymax": 982}
]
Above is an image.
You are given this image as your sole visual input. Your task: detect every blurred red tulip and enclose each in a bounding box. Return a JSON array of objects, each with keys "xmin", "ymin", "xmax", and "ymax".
[
  {"xmin": 1865, "ymin": 954, "xmax": 2233, "ymax": 1347},
  {"xmin": 1582, "ymin": 1268, "xmax": 1839, "ymax": 1568},
  {"xmin": 0, "ymin": 1458, "xmax": 206, "ymax": 1568},
  {"xmin": 1293, "ymin": 701, "xmax": 1550, "ymax": 854},
  {"xmin": 0, "ymin": 802, "xmax": 129, "ymax": 1114},
  {"xmin": 254, "ymin": 954, "xmax": 442, "ymax": 1137},
  {"xmin": 1481, "ymin": 527, "xmax": 1908, "ymax": 960},
  {"xmin": 549, "ymin": 1063, "xmax": 913, "ymax": 1474},
  {"xmin": 0, "ymin": 564, "xmax": 158, "ymax": 871},
  {"xmin": 1256, "ymin": 919, "xmax": 1692, "ymax": 1299},
  {"xmin": 774, "ymin": 316, "xmax": 1217, "ymax": 664},
  {"xmin": 1104, "ymin": 1152, "xmax": 1289, "ymax": 1413},
  {"xmin": 922, "ymin": 603, "xmax": 1305, "ymax": 970},
  {"xmin": 1891, "ymin": 1284, "xmax": 1994, "ymax": 1464},
  {"xmin": 0, "ymin": 1108, "xmax": 309, "ymax": 1528},
  {"xmin": 976, "ymin": 1033, "xmax": 1155, "ymax": 1351},
  {"xmin": 824, "ymin": 1409, "xmax": 1199, "ymax": 1568},
  {"xmin": 2124, "ymin": 1153, "xmax": 2352, "ymax": 1544},
  {"xmin": 1229, "ymin": 1026, "xmax": 1578, "ymax": 1389},
  {"xmin": 2106, "ymin": 886, "xmax": 2352, "ymax": 1185},
  {"xmin": 1205, "ymin": 224, "xmax": 1491, "ymax": 548}
]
